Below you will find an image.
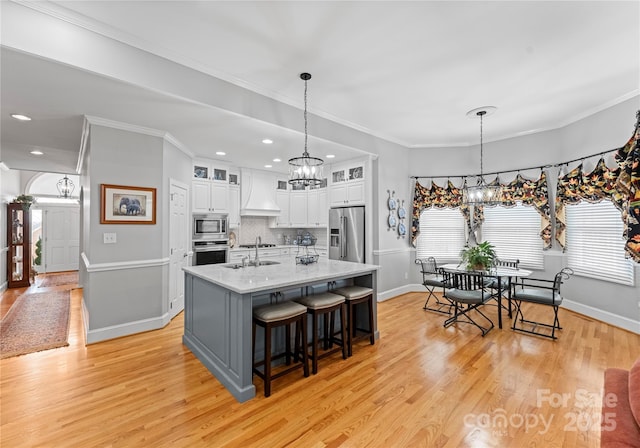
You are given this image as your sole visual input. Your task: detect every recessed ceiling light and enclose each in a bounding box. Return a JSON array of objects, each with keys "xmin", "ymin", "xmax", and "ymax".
[
  {"xmin": 215, "ymin": 151, "xmax": 226, "ymax": 156},
  {"xmin": 272, "ymin": 158, "xmax": 281, "ymax": 163},
  {"xmin": 11, "ymin": 114, "xmax": 31, "ymax": 121},
  {"xmin": 30, "ymin": 150, "xmax": 44, "ymax": 155},
  {"xmin": 326, "ymin": 154, "xmax": 336, "ymax": 159},
  {"xmin": 264, "ymin": 164, "xmax": 272, "ymax": 168},
  {"xmin": 262, "ymin": 139, "xmax": 273, "ymax": 145}
]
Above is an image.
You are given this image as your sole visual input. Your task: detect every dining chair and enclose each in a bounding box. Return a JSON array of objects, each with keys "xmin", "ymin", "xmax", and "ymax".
[
  {"xmin": 487, "ymin": 258, "xmax": 520, "ymax": 312},
  {"xmin": 511, "ymin": 267, "xmax": 573, "ymax": 340},
  {"xmin": 441, "ymin": 269, "xmax": 494, "ymax": 336},
  {"xmin": 415, "ymin": 257, "xmax": 453, "ymax": 314}
]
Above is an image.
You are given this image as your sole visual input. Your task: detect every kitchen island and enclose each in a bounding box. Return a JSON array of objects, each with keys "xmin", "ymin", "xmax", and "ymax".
[{"xmin": 182, "ymin": 258, "xmax": 379, "ymax": 402}]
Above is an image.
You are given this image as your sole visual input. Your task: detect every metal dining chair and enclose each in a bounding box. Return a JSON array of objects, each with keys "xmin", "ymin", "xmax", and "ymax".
[
  {"xmin": 441, "ymin": 269, "xmax": 494, "ymax": 336},
  {"xmin": 487, "ymin": 258, "xmax": 520, "ymax": 313},
  {"xmin": 511, "ymin": 267, "xmax": 573, "ymax": 340},
  {"xmin": 415, "ymin": 257, "xmax": 453, "ymax": 314}
]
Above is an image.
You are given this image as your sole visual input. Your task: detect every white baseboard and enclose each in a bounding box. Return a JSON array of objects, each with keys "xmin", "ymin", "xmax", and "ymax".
[
  {"xmin": 86, "ymin": 312, "xmax": 172, "ymax": 344},
  {"xmin": 0, "ymin": 282, "xmax": 7, "ymax": 294},
  {"xmin": 378, "ymin": 283, "xmax": 423, "ymax": 302},
  {"xmin": 562, "ymin": 299, "xmax": 640, "ymax": 335}
]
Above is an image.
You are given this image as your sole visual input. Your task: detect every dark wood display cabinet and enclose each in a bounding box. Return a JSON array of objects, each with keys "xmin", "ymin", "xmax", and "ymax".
[{"xmin": 7, "ymin": 202, "xmax": 30, "ymax": 288}]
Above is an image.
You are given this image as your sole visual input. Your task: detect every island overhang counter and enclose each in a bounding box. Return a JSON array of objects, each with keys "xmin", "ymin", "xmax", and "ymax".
[{"xmin": 182, "ymin": 258, "xmax": 379, "ymax": 402}]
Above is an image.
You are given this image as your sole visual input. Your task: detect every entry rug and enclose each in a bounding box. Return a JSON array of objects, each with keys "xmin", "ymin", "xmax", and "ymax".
[
  {"xmin": 37, "ymin": 271, "xmax": 79, "ymax": 288},
  {"xmin": 0, "ymin": 291, "xmax": 71, "ymax": 359}
]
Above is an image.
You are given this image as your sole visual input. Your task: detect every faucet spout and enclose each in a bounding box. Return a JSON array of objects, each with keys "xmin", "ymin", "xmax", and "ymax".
[{"xmin": 255, "ymin": 236, "xmax": 261, "ymax": 266}]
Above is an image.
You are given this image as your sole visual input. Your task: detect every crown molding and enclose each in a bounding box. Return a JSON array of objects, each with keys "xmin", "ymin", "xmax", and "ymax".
[{"xmin": 82, "ymin": 115, "xmax": 193, "ymax": 158}]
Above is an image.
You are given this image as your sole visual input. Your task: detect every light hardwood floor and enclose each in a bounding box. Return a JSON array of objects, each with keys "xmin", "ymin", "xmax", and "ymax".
[{"xmin": 1, "ymin": 276, "xmax": 638, "ymax": 447}]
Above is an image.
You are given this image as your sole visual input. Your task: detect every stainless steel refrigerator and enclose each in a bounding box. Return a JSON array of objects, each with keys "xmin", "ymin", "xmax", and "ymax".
[{"xmin": 329, "ymin": 206, "xmax": 365, "ymax": 263}]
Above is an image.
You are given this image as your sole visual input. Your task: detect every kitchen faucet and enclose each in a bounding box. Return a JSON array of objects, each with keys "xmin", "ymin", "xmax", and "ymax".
[{"xmin": 254, "ymin": 236, "xmax": 261, "ymax": 266}]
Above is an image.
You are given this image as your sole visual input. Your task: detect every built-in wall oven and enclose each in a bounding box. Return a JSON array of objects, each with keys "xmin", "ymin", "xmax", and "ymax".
[
  {"xmin": 192, "ymin": 240, "xmax": 229, "ymax": 266},
  {"xmin": 192, "ymin": 213, "xmax": 229, "ymax": 265}
]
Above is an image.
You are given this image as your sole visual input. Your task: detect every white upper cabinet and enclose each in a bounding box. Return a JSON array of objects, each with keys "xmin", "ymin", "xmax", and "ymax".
[
  {"xmin": 192, "ymin": 159, "xmax": 230, "ymax": 213},
  {"xmin": 289, "ymin": 190, "xmax": 308, "ymax": 227},
  {"xmin": 273, "ymin": 179, "xmax": 290, "ymax": 227},
  {"xmin": 269, "ymin": 178, "xmax": 328, "ymax": 228},
  {"xmin": 331, "ymin": 162, "xmax": 364, "ymax": 184},
  {"xmin": 193, "ymin": 160, "xmax": 229, "ymax": 182},
  {"xmin": 307, "ymin": 188, "xmax": 328, "ymax": 227},
  {"xmin": 228, "ymin": 185, "xmax": 240, "ymax": 228},
  {"xmin": 192, "ymin": 180, "xmax": 229, "ymax": 213},
  {"xmin": 329, "ymin": 160, "xmax": 365, "ymax": 206}
]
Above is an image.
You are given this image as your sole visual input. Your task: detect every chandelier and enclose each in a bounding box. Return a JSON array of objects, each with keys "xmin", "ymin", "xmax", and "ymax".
[
  {"xmin": 57, "ymin": 175, "xmax": 75, "ymax": 198},
  {"xmin": 288, "ymin": 73, "xmax": 323, "ymax": 186},
  {"xmin": 463, "ymin": 107, "xmax": 502, "ymax": 206}
]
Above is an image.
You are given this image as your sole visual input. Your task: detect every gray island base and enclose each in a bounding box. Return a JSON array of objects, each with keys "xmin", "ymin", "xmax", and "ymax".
[{"xmin": 182, "ymin": 258, "xmax": 379, "ymax": 402}]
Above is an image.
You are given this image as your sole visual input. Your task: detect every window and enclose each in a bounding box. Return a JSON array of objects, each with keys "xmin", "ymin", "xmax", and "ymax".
[
  {"xmin": 566, "ymin": 200, "xmax": 634, "ymax": 285},
  {"xmin": 481, "ymin": 205, "xmax": 544, "ymax": 269},
  {"xmin": 416, "ymin": 208, "xmax": 466, "ymax": 261}
]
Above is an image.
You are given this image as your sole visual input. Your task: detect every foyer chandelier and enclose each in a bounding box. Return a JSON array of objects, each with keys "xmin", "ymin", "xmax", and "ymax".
[
  {"xmin": 57, "ymin": 175, "xmax": 75, "ymax": 198},
  {"xmin": 288, "ymin": 73, "xmax": 323, "ymax": 186},
  {"xmin": 463, "ymin": 107, "xmax": 502, "ymax": 206}
]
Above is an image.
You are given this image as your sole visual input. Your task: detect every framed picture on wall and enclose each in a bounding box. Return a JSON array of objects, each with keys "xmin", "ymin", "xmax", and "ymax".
[{"xmin": 100, "ymin": 184, "xmax": 156, "ymax": 224}]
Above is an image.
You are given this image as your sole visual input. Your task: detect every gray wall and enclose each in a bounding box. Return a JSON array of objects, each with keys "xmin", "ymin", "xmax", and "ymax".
[
  {"xmin": 372, "ymin": 141, "xmax": 414, "ymax": 298},
  {"xmin": 405, "ymin": 97, "xmax": 640, "ymax": 330},
  {"xmin": 81, "ymin": 125, "xmax": 174, "ymax": 342}
]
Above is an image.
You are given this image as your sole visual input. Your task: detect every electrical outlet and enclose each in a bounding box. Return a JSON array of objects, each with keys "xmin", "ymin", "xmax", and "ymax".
[
  {"xmin": 103, "ymin": 233, "xmax": 117, "ymax": 244},
  {"xmin": 404, "ymin": 272, "xmax": 408, "ymax": 280}
]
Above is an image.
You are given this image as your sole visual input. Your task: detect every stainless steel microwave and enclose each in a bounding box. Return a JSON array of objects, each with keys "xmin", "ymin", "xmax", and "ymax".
[{"xmin": 193, "ymin": 213, "xmax": 228, "ymax": 241}]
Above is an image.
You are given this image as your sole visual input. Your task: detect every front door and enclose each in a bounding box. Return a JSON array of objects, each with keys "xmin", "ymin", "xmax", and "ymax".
[
  {"xmin": 169, "ymin": 180, "xmax": 189, "ymax": 319},
  {"xmin": 43, "ymin": 205, "xmax": 80, "ymax": 273}
]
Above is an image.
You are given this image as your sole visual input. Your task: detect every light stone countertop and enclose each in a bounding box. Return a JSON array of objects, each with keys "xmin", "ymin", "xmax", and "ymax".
[
  {"xmin": 228, "ymin": 244, "xmax": 327, "ymax": 252},
  {"xmin": 183, "ymin": 258, "xmax": 378, "ymax": 294}
]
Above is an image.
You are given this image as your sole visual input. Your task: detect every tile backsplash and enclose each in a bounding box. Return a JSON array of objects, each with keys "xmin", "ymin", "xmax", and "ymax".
[{"xmin": 232, "ymin": 217, "xmax": 327, "ymax": 247}]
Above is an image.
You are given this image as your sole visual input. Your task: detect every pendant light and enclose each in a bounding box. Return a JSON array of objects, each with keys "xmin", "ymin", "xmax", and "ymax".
[
  {"xmin": 288, "ymin": 72, "xmax": 323, "ymax": 186},
  {"xmin": 463, "ymin": 107, "xmax": 502, "ymax": 206},
  {"xmin": 57, "ymin": 175, "xmax": 75, "ymax": 198}
]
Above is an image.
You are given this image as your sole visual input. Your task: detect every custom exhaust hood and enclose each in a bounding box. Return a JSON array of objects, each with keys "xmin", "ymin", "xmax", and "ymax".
[{"xmin": 240, "ymin": 168, "xmax": 281, "ymax": 216}]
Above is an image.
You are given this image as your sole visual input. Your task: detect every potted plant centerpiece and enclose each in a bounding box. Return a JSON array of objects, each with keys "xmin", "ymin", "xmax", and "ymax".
[{"xmin": 460, "ymin": 241, "xmax": 497, "ymax": 271}]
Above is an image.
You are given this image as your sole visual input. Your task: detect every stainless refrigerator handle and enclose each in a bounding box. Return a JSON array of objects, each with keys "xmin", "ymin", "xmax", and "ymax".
[{"xmin": 341, "ymin": 216, "xmax": 347, "ymax": 259}]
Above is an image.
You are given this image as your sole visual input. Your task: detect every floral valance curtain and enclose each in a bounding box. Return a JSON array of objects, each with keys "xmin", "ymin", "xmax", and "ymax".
[
  {"xmin": 555, "ymin": 111, "xmax": 640, "ymax": 262},
  {"xmin": 411, "ymin": 180, "xmax": 471, "ymax": 247},
  {"xmin": 410, "ymin": 172, "xmax": 550, "ymax": 248},
  {"xmin": 617, "ymin": 112, "xmax": 640, "ymax": 262},
  {"xmin": 468, "ymin": 172, "xmax": 551, "ymax": 249}
]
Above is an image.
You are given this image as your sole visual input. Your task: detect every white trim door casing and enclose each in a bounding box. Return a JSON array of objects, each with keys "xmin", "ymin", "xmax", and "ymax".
[{"xmin": 169, "ymin": 180, "xmax": 189, "ymax": 319}]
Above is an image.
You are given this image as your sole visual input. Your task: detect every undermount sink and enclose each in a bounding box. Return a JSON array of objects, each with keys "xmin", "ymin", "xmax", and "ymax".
[
  {"xmin": 223, "ymin": 260, "xmax": 281, "ymax": 269},
  {"xmin": 224, "ymin": 264, "xmax": 244, "ymax": 269},
  {"xmin": 254, "ymin": 260, "xmax": 280, "ymax": 266}
]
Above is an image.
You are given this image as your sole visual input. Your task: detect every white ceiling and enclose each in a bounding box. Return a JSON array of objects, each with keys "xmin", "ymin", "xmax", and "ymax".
[{"xmin": 1, "ymin": 1, "xmax": 638, "ymax": 174}]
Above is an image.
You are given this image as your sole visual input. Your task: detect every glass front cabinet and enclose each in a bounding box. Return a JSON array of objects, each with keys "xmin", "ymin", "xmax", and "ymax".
[{"xmin": 7, "ymin": 202, "xmax": 31, "ymax": 288}]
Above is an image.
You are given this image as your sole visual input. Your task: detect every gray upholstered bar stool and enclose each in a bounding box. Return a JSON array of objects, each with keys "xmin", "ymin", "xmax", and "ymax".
[
  {"xmin": 252, "ymin": 301, "xmax": 309, "ymax": 397},
  {"xmin": 295, "ymin": 292, "xmax": 348, "ymax": 374},
  {"xmin": 332, "ymin": 286, "xmax": 375, "ymax": 356}
]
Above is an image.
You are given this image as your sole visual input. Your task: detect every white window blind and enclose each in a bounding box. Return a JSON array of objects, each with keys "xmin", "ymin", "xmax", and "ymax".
[
  {"xmin": 416, "ymin": 208, "xmax": 466, "ymax": 261},
  {"xmin": 565, "ymin": 200, "xmax": 634, "ymax": 286},
  {"xmin": 482, "ymin": 205, "xmax": 544, "ymax": 269}
]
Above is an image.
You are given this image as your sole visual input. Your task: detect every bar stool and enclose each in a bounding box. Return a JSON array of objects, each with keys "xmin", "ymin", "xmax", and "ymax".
[
  {"xmin": 332, "ymin": 286, "xmax": 375, "ymax": 356},
  {"xmin": 295, "ymin": 292, "xmax": 348, "ymax": 374},
  {"xmin": 252, "ymin": 301, "xmax": 309, "ymax": 397}
]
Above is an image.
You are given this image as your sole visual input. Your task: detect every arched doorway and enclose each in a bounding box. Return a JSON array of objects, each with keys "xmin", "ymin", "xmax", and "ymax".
[{"xmin": 26, "ymin": 173, "xmax": 80, "ymax": 274}]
